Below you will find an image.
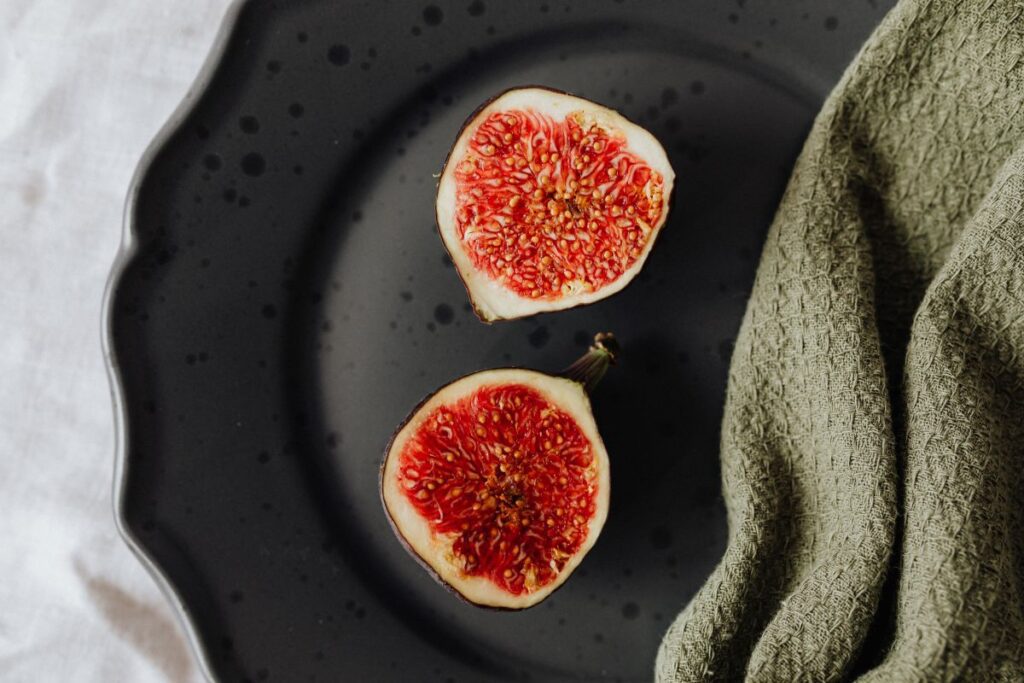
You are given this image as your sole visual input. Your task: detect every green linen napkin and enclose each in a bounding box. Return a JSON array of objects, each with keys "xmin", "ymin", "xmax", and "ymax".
[{"xmin": 656, "ymin": 1, "xmax": 1024, "ymax": 680}]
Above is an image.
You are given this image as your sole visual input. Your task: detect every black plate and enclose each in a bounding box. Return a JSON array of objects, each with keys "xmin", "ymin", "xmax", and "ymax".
[{"xmin": 104, "ymin": 1, "xmax": 891, "ymax": 680}]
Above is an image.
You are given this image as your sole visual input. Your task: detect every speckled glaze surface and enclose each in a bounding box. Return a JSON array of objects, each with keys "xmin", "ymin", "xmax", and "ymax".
[{"xmin": 104, "ymin": 1, "xmax": 893, "ymax": 680}]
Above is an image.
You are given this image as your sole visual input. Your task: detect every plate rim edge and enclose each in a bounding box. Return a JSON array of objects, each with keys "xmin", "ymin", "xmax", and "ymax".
[{"xmin": 100, "ymin": 2, "xmax": 254, "ymax": 680}]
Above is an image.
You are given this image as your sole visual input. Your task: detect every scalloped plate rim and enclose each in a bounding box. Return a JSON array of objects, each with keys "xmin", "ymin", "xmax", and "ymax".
[{"xmin": 100, "ymin": 1, "xmax": 253, "ymax": 680}]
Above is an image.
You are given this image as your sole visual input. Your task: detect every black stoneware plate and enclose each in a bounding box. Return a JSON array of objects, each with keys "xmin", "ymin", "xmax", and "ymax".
[{"xmin": 104, "ymin": 1, "xmax": 894, "ymax": 681}]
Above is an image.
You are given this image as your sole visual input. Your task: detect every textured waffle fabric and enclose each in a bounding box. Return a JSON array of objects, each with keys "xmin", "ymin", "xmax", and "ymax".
[{"xmin": 656, "ymin": 0, "xmax": 1024, "ymax": 680}]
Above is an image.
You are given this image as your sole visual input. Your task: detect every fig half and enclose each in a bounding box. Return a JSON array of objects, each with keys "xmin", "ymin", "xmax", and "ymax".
[
  {"xmin": 381, "ymin": 334, "xmax": 619, "ymax": 609},
  {"xmin": 437, "ymin": 87, "xmax": 675, "ymax": 322}
]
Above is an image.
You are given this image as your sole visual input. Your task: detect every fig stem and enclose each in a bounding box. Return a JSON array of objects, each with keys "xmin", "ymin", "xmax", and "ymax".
[{"xmin": 561, "ymin": 332, "xmax": 619, "ymax": 393}]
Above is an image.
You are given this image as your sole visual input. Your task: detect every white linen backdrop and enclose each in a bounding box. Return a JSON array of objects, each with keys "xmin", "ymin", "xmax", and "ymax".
[{"xmin": 1, "ymin": 2, "xmax": 235, "ymax": 680}]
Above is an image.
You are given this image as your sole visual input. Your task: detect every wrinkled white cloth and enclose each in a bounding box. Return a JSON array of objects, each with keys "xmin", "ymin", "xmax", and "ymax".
[{"xmin": 0, "ymin": 2, "xmax": 235, "ymax": 680}]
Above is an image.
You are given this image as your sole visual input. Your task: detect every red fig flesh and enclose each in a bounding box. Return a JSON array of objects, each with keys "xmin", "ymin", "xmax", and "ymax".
[
  {"xmin": 437, "ymin": 87, "xmax": 675, "ymax": 321},
  {"xmin": 381, "ymin": 335, "xmax": 618, "ymax": 608}
]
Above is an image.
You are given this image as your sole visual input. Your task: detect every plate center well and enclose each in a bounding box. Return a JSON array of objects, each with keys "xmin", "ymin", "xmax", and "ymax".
[{"xmin": 300, "ymin": 26, "xmax": 814, "ymax": 680}]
